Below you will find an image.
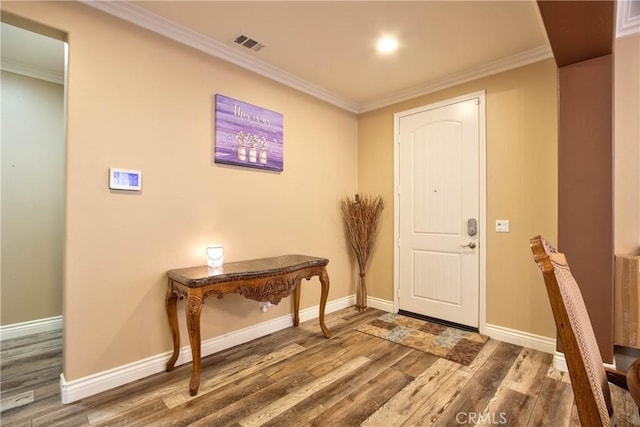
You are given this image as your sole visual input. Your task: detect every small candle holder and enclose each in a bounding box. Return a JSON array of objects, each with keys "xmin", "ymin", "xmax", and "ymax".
[{"xmin": 206, "ymin": 244, "xmax": 224, "ymax": 268}]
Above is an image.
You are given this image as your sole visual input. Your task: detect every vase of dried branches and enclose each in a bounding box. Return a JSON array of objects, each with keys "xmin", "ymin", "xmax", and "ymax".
[{"xmin": 340, "ymin": 194, "xmax": 384, "ymax": 312}]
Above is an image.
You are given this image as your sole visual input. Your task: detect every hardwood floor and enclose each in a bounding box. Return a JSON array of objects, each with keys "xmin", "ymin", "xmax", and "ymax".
[{"xmin": 1, "ymin": 307, "xmax": 639, "ymax": 426}]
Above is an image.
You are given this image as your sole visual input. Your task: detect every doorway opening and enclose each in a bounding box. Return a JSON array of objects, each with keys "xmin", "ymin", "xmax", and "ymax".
[{"xmin": 1, "ymin": 18, "xmax": 67, "ymax": 340}]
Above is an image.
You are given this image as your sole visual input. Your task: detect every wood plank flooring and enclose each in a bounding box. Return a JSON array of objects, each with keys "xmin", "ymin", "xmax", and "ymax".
[{"xmin": 2, "ymin": 307, "xmax": 639, "ymax": 426}]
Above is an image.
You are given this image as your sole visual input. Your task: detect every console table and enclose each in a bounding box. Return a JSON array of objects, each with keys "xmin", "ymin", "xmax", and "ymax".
[{"xmin": 165, "ymin": 255, "xmax": 331, "ymax": 396}]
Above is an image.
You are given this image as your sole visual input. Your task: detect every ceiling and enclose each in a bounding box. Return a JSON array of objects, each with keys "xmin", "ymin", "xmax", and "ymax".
[
  {"xmin": 1, "ymin": 21, "xmax": 65, "ymax": 84},
  {"xmin": 2, "ymin": 1, "xmax": 639, "ymax": 113}
]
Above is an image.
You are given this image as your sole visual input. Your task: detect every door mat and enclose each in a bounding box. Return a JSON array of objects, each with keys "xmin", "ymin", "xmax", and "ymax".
[{"xmin": 356, "ymin": 313, "xmax": 489, "ymax": 366}]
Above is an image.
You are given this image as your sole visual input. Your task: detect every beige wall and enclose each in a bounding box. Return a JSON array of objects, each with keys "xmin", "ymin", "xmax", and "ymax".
[
  {"xmin": 1, "ymin": 71, "xmax": 65, "ymax": 325},
  {"xmin": 358, "ymin": 59, "xmax": 558, "ymax": 338},
  {"xmin": 11, "ymin": 0, "xmax": 629, "ymax": 382},
  {"xmin": 2, "ymin": 1, "xmax": 357, "ymax": 381},
  {"xmin": 614, "ymin": 32, "xmax": 640, "ymax": 255}
]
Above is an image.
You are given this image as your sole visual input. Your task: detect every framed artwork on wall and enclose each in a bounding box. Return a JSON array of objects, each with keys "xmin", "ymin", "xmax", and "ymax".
[{"xmin": 213, "ymin": 94, "xmax": 284, "ymax": 172}]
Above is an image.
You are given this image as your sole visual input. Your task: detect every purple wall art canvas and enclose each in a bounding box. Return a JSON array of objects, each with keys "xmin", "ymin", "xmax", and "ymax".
[{"xmin": 214, "ymin": 94, "xmax": 284, "ymax": 172}]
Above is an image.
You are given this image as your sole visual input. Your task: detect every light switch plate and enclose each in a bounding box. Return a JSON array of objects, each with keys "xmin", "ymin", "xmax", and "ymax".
[{"xmin": 496, "ymin": 219, "xmax": 510, "ymax": 232}]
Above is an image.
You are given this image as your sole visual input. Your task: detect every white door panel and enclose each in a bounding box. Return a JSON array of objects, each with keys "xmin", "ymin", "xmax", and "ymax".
[
  {"xmin": 397, "ymin": 97, "xmax": 481, "ymax": 328},
  {"xmin": 412, "ymin": 121, "xmax": 462, "ymax": 234},
  {"xmin": 412, "ymin": 250, "xmax": 461, "ymax": 304}
]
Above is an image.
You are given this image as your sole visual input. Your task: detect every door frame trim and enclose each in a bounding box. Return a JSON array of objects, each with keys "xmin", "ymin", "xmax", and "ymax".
[{"xmin": 393, "ymin": 90, "xmax": 487, "ymax": 334}]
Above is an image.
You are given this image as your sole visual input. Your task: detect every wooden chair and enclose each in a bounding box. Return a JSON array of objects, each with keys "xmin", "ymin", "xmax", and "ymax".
[{"xmin": 530, "ymin": 235, "xmax": 640, "ymax": 426}]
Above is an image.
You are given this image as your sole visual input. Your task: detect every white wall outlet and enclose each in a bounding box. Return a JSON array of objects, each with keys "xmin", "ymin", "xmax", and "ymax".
[{"xmin": 496, "ymin": 220, "xmax": 510, "ymax": 232}]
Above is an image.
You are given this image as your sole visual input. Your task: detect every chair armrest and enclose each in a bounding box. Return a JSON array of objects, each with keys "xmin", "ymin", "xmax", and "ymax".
[{"xmin": 606, "ymin": 367, "xmax": 629, "ymax": 390}]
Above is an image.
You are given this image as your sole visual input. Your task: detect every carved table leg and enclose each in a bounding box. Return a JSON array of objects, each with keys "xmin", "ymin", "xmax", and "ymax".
[
  {"xmin": 165, "ymin": 283, "xmax": 180, "ymax": 372},
  {"xmin": 292, "ymin": 280, "xmax": 301, "ymax": 327},
  {"xmin": 186, "ymin": 293, "xmax": 203, "ymax": 396},
  {"xmin": 318, "ymin": 268, "xmax": 331, "ymax": 338}
]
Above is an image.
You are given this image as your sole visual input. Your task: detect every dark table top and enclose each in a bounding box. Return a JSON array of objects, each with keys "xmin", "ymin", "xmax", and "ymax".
[{"xmin": 167, "ymin": 255, "xmax": 329, "ymax": 288}]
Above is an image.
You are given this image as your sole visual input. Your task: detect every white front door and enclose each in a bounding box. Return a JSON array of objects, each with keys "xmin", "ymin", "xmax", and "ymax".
[{"xmin": 395, "ymin": 94, "xmax": 483, "ymax": 328}]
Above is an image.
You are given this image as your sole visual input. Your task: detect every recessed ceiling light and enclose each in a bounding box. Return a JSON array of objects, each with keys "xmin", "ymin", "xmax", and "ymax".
[{"xmin": 377, "ymin": 36, "xmax": 398, "ymax": 54}]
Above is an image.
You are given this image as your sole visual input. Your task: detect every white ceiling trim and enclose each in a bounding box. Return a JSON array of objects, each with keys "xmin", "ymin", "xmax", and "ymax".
[
  {"xmin": 617, "ymin": 0, "xmax": 640, "ymax": 38},
  {"xmin": 359, "ymin": 45, "xmax": 553, "ymax": 113},
  {"xmin": 82, "ymin": 0, "xmax": 554, "ymax": 114},
  {"xmin": 1, "ymin": 57, "xmax": 64, "ymax": 85},
  {"xmin": 80, "ymin": 0, "xmax": 360, "ymax": 113}
]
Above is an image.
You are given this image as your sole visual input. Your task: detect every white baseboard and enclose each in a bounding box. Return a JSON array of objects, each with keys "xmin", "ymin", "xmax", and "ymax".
[
  {"xmin": 60, "ymin": 295, "xmax": 355, "ymax": 404},
  {"xmin": 554, "ymin": 351, "xmax": 568, "ymax": 372},
  {"xmin": 53, "ymin": 297, "xmax": 566, "ymax": 403},
  {"xmin": 614, "ymin": 347, "xmax": 638, "ymax": 371},
  {"xmin": 483, "ymin": 323, "xmax": 556, "ymax": 355},
  {"xmin": 0, "ymin": 316, "xmax": 62, "ymax": 341},
  {"xmin": 366, "ymin": 296, "xmax": 394, "ymax": 312},
  {"xmin": 553, "ymin": 351, "xmax": 617, "ymax": 373}
]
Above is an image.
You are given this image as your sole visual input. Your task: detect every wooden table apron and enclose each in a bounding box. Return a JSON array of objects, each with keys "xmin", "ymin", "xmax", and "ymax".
[{"xmin": 164, "ymin": 255, "xmax": 331, "ymax": 396}]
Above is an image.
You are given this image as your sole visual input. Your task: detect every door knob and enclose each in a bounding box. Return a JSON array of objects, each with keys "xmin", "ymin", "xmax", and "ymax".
[{"xmin": 461, "ymin": 242, "xmax": 477, "ymax": 249}]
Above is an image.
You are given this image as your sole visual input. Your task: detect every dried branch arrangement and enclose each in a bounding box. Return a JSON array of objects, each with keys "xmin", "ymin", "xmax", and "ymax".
[{"xmin": 340, "ymin": 194, "xmax": 384, "ymax": 311}]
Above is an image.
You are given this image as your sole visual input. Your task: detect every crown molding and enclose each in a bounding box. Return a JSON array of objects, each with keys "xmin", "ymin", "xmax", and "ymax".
[
  {"xmin": 82, "ymin": 1, "xmax": 556, "ymax": 114},
  {"xmin": 79, "ymin": 0, "xmax": 360, "ymax": 113},
  {"xmin": 617, "ymin": 0, "xmax": 640, "ymax": 38},
  {"xmin": 1, "ymin": 57, "xmax": 64, "ymax": 84},
  {"xmin": 358, "ymin": 45, "xmax": 553, "ymax": 113}
]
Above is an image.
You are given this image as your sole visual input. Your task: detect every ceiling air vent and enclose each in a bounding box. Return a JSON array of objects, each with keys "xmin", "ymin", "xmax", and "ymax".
[{"xmin": 233, "ymin": 34, "xmax": 264, "ymax": 52}]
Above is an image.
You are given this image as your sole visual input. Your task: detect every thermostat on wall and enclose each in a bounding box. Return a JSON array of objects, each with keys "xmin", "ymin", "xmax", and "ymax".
[{"xmin": 109, "ymin": 168, "xmax": 142, "ymax": 191}]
